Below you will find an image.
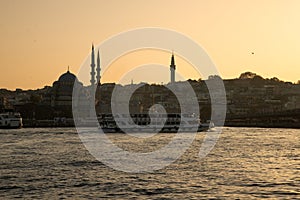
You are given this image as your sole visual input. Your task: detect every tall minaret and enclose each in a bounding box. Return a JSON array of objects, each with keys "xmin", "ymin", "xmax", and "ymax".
[
  {"xmin": 90, "ymin": 44, "xmax": 96, "ymax": 86},
  {"xmin": 90, "ymin": 44, "xmax": 96, "ymax": 117},
  {"xmin": 170, "ymin": 52, "xmax": 176, "ymax": 83},
  {"xmin": 96, "ymin": 50, "xmax": 101, "ymax": 85}
]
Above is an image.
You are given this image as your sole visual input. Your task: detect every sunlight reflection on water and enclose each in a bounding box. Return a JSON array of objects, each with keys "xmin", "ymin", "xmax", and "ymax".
[{"xmin": 0, "ymin": 127, "xmax": 299, "ymax": 199}]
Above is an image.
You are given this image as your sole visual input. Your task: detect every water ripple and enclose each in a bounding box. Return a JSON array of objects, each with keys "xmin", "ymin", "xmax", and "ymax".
[{"xmin": 0, "ymin": 127, "xmax": 299, "ymax": 199}]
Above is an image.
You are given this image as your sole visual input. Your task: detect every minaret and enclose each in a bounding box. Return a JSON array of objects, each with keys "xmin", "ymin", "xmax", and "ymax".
[
  {"xmin": 96, "ymin": 50, "xmax": 101, "ymax": 85},
  {"xmin": 90, "ymin": 44, "xmax": 96, "ymax": 117},
  {"xmin": 170, "ymin": 52, "xmax": 176, "ymax": 83},
  {"xmin": 90, "ymin": 44, "xmax": 96, "ymax": 86}
]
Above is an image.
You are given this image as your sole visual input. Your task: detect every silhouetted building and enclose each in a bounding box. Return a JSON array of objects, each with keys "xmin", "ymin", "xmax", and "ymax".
[
  {"xmin": 36, "ymin": 68, "xmax": 84, "ymax": 118},
  {"xmin": 50, "ymin": 68, "xmax": 82, "ymax": 107},
  {"xmin": 90, "ymin": 45, "xmax": 96, "ymax": 86},
  {"xmin": 96, "ymin": 49, "xmax": 101, "ymax": 85},
  {"xmin": 170, "ymin": 52, "xmax": 176, "ymax": 83}
]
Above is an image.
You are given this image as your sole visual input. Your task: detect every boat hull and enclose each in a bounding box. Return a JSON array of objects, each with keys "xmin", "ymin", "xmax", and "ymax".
[
  {"xmin": 98, "ymin": 125, "xmax": 209, "ymax": 133},
  {"xmin": 0, "ymin": 125, "xmax": 22, "ymax": 129}
]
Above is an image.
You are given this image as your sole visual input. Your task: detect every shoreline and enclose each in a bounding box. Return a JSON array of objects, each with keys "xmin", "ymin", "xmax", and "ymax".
[
  {"xmin": 18, "ymin": 119, "xmax": 300, "ymax": 129},
  {"xmin": 19, "ymin": 124, "xmax": 300, "ymax": 129}
]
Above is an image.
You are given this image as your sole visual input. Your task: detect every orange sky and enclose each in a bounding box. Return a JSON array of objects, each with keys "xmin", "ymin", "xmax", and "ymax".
[{"xmin": 1, "ymin": 0, "xmax": 300, "ymax": 90}]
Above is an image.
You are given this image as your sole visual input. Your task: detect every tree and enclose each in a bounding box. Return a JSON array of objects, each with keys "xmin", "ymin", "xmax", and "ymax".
[
  {"xmin": 208, "ymin": 75, "xmax": 222, "ymax": 80},
  {"xmin": 270, "ymin": 77, "xmax": 280, "ymax": 82},
  {"xmin": 239, "ymin": 72, "xmax": 257, "ymax": 79}
]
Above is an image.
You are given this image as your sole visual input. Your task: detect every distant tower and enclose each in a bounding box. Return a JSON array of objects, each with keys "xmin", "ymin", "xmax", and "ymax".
[
  {"xmin": 90, "ymin": 44, "xmax": 96, "ymax": 117},
  {"xmin": 90, "ymin": 44, "xmax": 96, "ymax": 86},
  {"xmin": 170, "ymin": 52, "xmax": 176, "ymax": 83},
  {"xmin": 96, "ymin": 50, "xmax": 101, "ymax": 85}
]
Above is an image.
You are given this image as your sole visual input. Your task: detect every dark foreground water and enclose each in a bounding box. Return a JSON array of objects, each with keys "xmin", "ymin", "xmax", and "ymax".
[{"xmin": 0, "ymin": 127, "xmax": 299, "ymax": 199}]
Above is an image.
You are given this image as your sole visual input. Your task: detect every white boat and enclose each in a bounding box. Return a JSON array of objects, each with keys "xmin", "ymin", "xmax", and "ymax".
[
  {"xmin": 97, "ymin": 113, "xmax": 210, "ymax": 133},
  {"xmin": 0, "ymin": 112, "xmax": 23, "ymax": 129}
]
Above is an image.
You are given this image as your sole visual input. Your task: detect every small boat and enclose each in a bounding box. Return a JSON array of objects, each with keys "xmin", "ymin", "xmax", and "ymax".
[{"xmin": 0, "ymin": 111, "xmax": 23, "ymax": 129}]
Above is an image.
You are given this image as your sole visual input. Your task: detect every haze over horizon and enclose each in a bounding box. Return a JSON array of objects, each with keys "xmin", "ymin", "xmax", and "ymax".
[{"xmin": 1, "ymin": 0, "xmax": 300, "ymax": 90}]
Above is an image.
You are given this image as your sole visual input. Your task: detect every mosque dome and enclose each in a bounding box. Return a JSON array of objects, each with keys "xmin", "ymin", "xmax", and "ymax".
[{"xmin": 58, "ymin": 70, "xmax": 77, "ymax": 83}]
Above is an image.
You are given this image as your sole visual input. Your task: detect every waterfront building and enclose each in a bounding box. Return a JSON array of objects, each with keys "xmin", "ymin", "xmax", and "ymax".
[
  {"xmin": 37, "ymin": 67, "xmax": 84, "ymax": 119},
  {"xmin": 49, "ymin": 67, "xmax": 82, "ymax": 108}
]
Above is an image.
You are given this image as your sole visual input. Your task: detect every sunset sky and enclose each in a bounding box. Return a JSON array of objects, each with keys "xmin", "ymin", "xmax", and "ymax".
[{"xmin": 1, "ymin": 0, "xmax": 300, "ymax": 90}]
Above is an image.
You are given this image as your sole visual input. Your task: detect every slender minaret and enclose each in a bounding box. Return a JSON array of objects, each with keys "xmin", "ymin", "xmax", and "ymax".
[
  {"xmin": 96, "ymin": 50, "xmax": 101, "ymax": 85},
  {"xmin": 170, "ymin": 52, "xmax": 176, "ymax": 83},
  {"xmin": 90, "ymin": 44, "xmax": 96, "ymax": 117},
  {"xmin": 90, "ymin": 44, "xmax": 96, "ymax": 86}
]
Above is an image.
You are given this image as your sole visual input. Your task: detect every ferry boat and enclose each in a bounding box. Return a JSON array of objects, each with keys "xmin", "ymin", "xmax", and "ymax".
[
  {"xmin": 97, "ymin": 113, "xmax": 212, "ymax": 133},
  {"xmin": 0, "ymin": 111, "xmax": 23, "ymax": 129}
]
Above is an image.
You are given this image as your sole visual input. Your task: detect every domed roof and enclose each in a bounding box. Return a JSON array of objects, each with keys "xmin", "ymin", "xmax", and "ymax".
[{"xmin": 58, "ymin": 70, "xmax": 77, "ymax": 83}]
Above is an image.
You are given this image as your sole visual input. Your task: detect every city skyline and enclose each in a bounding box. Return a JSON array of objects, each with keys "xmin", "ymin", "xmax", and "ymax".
[{"xmin": 1, "ymin": 0, "xmax": 300, "ymax": 90}]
